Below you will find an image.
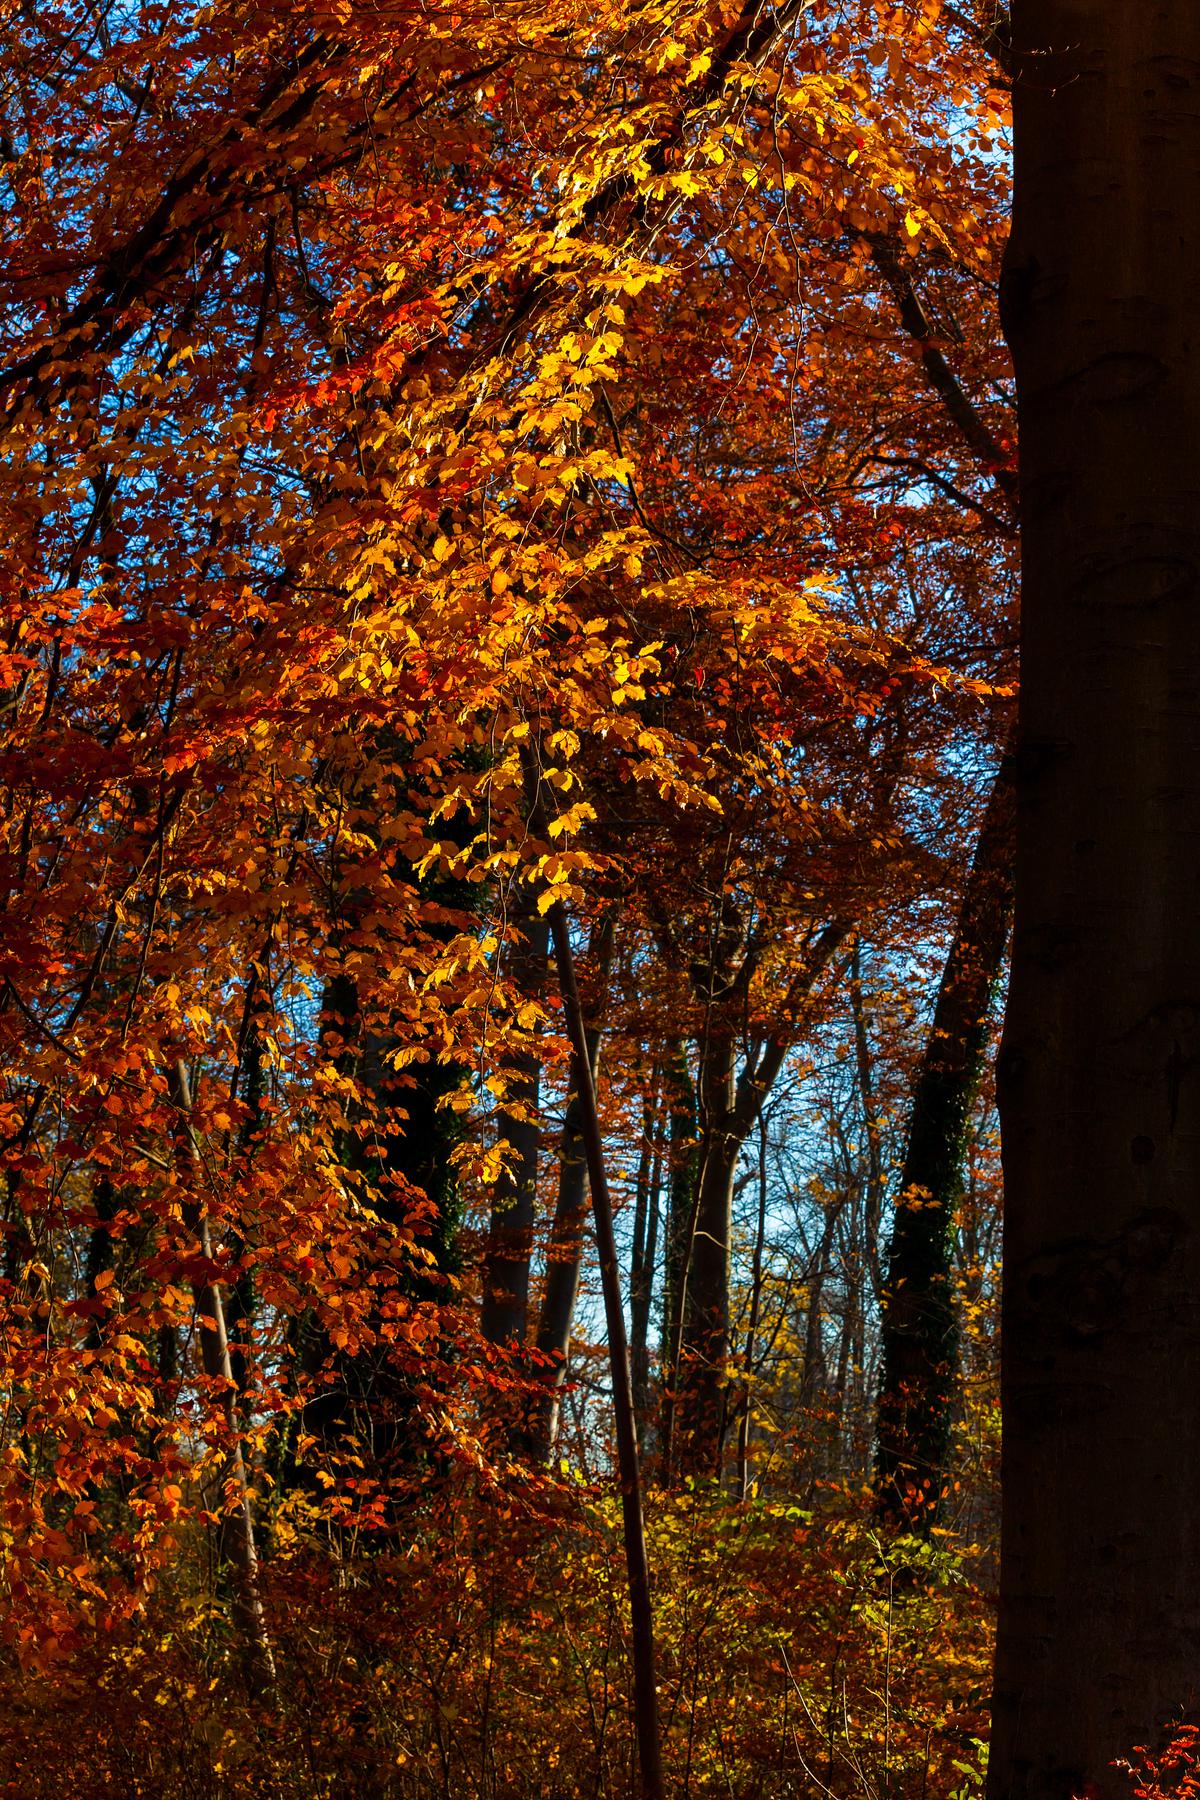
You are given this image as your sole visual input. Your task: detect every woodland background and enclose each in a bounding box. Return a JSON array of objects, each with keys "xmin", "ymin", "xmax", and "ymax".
[{"xmin": 0, "ymin": 0, "xmax": 1025, "ymax": 1793}]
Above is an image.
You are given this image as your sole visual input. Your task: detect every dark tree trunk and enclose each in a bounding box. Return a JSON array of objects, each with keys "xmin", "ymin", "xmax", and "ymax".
[
  {"xmin": 630, "ymin": 1088, "xmax": 664, "ymax": 1443},
  {"xmin": 991, "ymin": 6, "xmax": 1200, "ymax": 1793},
  {"xmin": 875, "ymin": 756, "xmax": 1014, "ymax": 1529},
  {"xmin": 526, "ymin": 920, "xmax": 613, "ymax": 1462},
  {"xmin": 293, "ymin": 951, "xmax": 469, "ymax": 1483},
  {"xmin": 675, "ymin": 1032, "xmax": 739, "ymax": 1481},
  {"xmin": 546, "ymin": 901, "xmax": 665, "ymax": 1800},
  {"xmin": 480, "ymin": 892, "xmax": 550, "ymax": 1348},
  {"xmin": 850, "ymin": 948, "xmax": 885, "ymax": 1305},
  {"xmin": 735, "ymin": 1106, "xmax": 770, "ymax": 1499}
]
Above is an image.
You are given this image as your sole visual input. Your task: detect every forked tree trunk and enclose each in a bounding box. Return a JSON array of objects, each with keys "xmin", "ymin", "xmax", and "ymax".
[
  {"xmin": 992, "ymin": 6, "xmax": 1200, "ymax": 1793},
  {"xmin": 666, "ymin": 924, "xmax": 847, "ymax": 1483},
  {"xmin": 875, "ymin": 756, "xmax": 1014, "ymax": 1529}
]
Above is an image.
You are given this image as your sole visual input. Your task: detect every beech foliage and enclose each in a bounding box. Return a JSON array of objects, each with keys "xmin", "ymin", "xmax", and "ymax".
[{"xmin": 0, "ymin": 0, "xmax": 1019, "ymax": 1793}]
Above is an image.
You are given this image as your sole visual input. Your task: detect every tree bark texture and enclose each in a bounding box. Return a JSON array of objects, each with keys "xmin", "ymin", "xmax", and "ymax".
[
  {"xmin": 296, "ymin": 966, "xmax": 466, "ymax": 1476},
  {"xmin": 675, "ymin": 1031, "xmax": 739, "ymax": 1480},
  {"xmin": 480, "ymin": 892, "xmax": 550, "ymax": 1347},
  {"xmin": 875, "ymin": 755, "xmax": 1014, "ymax": 1529},
  {"xmin": 527, "ymin": 919, "xmax": 613, "ymax": 1462},
  {"xmin": 992, "ymin": 7, "xmax": 1200, "ymax": 1793}
]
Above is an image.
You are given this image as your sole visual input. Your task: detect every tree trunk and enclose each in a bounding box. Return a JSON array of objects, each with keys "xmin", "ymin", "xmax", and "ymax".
[
  {"xmin": 171, "ymin": 1062, "xmax": 275, "ymax": 1698},
  {"xmin": 991, "ymin": 6, "xmax": 1200, "ymax": 1792},
  {"xmin": 675, "ymin": 1032, "xmax": 739, "ymax": 1481},
  {"xmin": 526, "ymin": 919, "xmax": 613, "ymax": 1462},
  {"xmin": 850, "ymin": 947, "xmax": 886, "ymax": 1305},
  {"xmin": 875, "ymin": 756, "xmax": 1014, "ymax": 1529},
  {"xmin": 294, "ymin": 959, "xmax": 468, "ymax": 1478},
  {"xmin": 735, "ymin": 1106, "xmax": 770, "ymax": 1499},
  {"xmin": 796, "ymin": 1202, "xmax": 838, "ymax": 1493},
  {"xmin": 659, "ymin": 1042, "xmax": 700, "ymax": 1473},
  {"xmin": 630, "ymin": 1093, "xmax": 664, "ymax": 1444},
  {"xmin": 546, "ymin": 900, "xmax": 665, "ymax": 1800},
  {"xmin": 480, "ymin": 892, "xmax": 550, "ymax": 1347},
  {"xmin": 667, "ymin": 924, "xmax": 847, "ymax": 1483}
]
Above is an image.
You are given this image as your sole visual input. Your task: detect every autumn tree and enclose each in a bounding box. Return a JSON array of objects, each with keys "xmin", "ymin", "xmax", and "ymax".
[
  {"xmin": 0, "ymin": 6, "xmax": 1022, "ymax": 1784},
  {"xmin": 875, "ymin": 749, "xmax": 1012, "ymax": 1529}
]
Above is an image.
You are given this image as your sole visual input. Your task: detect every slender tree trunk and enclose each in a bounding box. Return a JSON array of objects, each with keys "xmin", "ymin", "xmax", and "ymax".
[
  {"xmin": 630, "ymin": 1099, "xmax": 664, "ymax": 1443},
  {"xmin": 797, "ymin": 1202, "xmax": 837, "ymax": 1492},
  {"xmin": 481, "ymin": 891, "xmax": 550, "ymax": 1347},
  {"xmin": 659, "ymin": 1042, "xmax": 700, "ymax": 1475},
  {"xmin": 843, "ymin": 1272, "xmax": 867, "ymax": 1480},
  {"xmin": 628, "ymin": 1078, "xmax": 658, "ymax": 1394},
  {"xmin": 735, "ymin": 1106, "xmax": 770, "ymax": 1499},
  {"xmin": 526, "ymin": 920, "xmax": 613, "ymax": 1462},
  {"xmin": 875, "ymin": 756, "xmax": 1014, "ymax": 1528},
  {"xmin": 991, "ymin": 7, "xmax": 1200, "ymax": 1793},
  {"xmin": 546, "ymin": 901, "xmax": 664, "ymax": 1800},
  {"xmin": 850, "ymin": 948, "xmax": 886, "ymax": 1304},
  {"xmin": 172, "ymin": 1062, "xmax": 275, "ymax": 1698},
  {"xmin": 675, "ymin": 1032, "xmax": 739, "ymax": 1481},
  {"xmin": 832, "ymin": 1289, "xmax": 854, "ymax": 1477},
  {"xmin": 799, "ymin": 1241, "xmax": 830, "ymax": 1411},
  {"xmin": 524, "ymin": 1064, "xmax": 593, "ymax": 1457}
]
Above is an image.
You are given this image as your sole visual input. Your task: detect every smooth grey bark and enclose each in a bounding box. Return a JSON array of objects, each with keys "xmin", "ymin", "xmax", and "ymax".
[{"xmin": 991, "ymin": 6, "xmax": 1200, "ymax": 1794}]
